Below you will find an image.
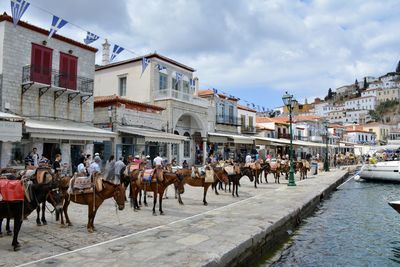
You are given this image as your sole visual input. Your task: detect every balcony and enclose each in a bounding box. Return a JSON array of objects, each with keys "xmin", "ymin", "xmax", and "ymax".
[
  {"xmin": 216, "ymin": 115, "xmax": 241, "ymax": 126},
  {"xmin": 154, "ymin": 89, "xmax": 209, "ymax": 108},
  {"xmin": 241, "ymin": 125, "xmax": 256, "ymax": 133},
  {"xmin": 22, "ymin": 65, "xmax": 93, "ymax": 96}
]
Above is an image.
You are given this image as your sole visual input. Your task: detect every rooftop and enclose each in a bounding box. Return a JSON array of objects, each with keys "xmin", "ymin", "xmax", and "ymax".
[
  {"xmin": 0, "ymin": 12, "xmax": 97, "ymax": 53},
  {"xmin": 95, "ymin": 53, "xmax": 195, "ymax": 72},
  {"xmin": 197, "ymin": 89, "xmax": 239, "ymax": 101},
  {"xmin": 237, "ymin": 104, "xmax": 257, "ymax": 112}
]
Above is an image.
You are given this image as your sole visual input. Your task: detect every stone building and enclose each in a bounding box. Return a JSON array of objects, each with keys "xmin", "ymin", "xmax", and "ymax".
[
  {"xmin": 94, "ymin": 43, "xmax": 208, "ymax": 165},
  {"xmin": 0, "ymin": 13, "xmax": 114, "ymax": 169}
]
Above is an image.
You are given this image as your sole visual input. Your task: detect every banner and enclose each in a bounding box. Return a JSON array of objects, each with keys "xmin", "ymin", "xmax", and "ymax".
[
  {"xmin": 141, "ymin": 57, "xmax": 151, "ymax": 76},
  {"xmin": 155, "ymin": 63, "xmax": 166, "ymax": 72},
  {"xmin": 10, "ymin": 0, "xmax": 30, "ymax": 26},
  {"xmin": 110, "ymin": 44, "xmax": 124, "ymax": 62},
  {"xmin": 48, "ymin": 15, "xmax": 68, "ymax": 38},
  {"xmin": 176, "ymin": 72, "xmax": 183, "ymax": 81},
  {"xmin": 189, "ymin": 78, "xmax": 196, "ymax": 89},
  {"xmin": 84, "ymin": 31, "xmax": 100, "ymax": 45}
]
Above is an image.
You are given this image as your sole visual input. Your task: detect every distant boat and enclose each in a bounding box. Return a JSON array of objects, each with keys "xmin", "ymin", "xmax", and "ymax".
[
  {"xmin": 388, "ymin": 201, "xmax": 400, "ymax": 214},
  {"xmin": 359, "ymin": 161, "xmax": 400, "ymax": 182}
]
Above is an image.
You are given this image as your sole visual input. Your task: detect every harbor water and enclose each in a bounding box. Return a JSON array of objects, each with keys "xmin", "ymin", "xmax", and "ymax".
[{"xmin": 262, "ymin": 177, "xmax": 400, "ymax": 266}]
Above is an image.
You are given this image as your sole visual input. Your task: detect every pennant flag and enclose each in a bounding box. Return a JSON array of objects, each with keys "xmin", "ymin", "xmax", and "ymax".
[
  {"xmin": 156, "ymin": 63, "xmax": 166, "ymax": 72},
  {"xmin": 141, "ymin": 57, "xmax": 150, "ymax": 76},
  {"xmin": 176, "ymin": 72, "xmax": 183, "ymax": 81},
  {"xmin": 212, "ymin": 88, "xmax": 219, "ymax": 98},
  {"xmin": 10, "ymin": 0, "xmax": 30, "ymax": 26},
  {"xmin": 257, "ymin": 105, "xmax": 260, "ymax": 111},
  {"xmin": 84, "ymin": 31, "xmax": 99, "ymax": 45},
  {"xmin": 246, "ymin": 103, "xmax": 250, "ymax": 108},
  {"xmin": 252, "ymin": 103, "xmax": 255, "ymax": 108},
  {"xmin": 48, "ymin": 15, "xmax": 68, "ymax": 38},
  {"xmin": 110, "ymin": 45, "xmax": 124, "ymax": 62},
  {"xmin": 262, "ymin": 107, "xmax": 265, "ymax": 112}
]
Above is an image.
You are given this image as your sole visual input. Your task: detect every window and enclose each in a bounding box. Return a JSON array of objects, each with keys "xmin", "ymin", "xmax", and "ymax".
[
  {"xmin": 249, "ymin": 116, "xmax": 254, "ymax": 127},
  {"xmin": 59, "ymin": 52, "xmax": 77, "ymax": 90},
  {"xmin": 228, "ymin": 105, "xmax": 234, "ymax": 124},
  {"xmin": 159, "ymin": 73, "xmax": 168, "ymax": 90},
  {"xmin": 182, "ymin": 80, "xmax": 189, "ymax": 94},
  {"xmin": 31, "ymin": 43, "xmax": 53, "ymax": 84},
  {"xmin": 119, "ymin": 77, "xmax": 127, "ymax": 96},
  {"xmin": 172, "ymin": 78, "xmax": 180, "ymax": 91},
  {"xmin": 241, "ymin": 115, "xmax": 245, "ymax": 127}
]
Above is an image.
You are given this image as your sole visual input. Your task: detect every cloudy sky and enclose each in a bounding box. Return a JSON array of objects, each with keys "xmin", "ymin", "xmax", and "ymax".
[{"xmin": 2, "ymin": 0, "xmax": 400, "ymax": 108}]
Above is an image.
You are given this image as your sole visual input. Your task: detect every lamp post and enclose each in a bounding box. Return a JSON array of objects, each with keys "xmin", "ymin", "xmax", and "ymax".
[
  {"xmin": 282, "ymin": 91, "xmax": 297, "ymax": 186},
  {"xmin": 107, "ymin": 106, "xmax": 113, "ymax": 132},
  {"xmin": 323, "ymin": 119, "xmax": 330, "ymax": 172}
]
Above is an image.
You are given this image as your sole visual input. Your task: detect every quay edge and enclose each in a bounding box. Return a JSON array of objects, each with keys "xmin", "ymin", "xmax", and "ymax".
[{"xmin": 211, "ymin": 167, "xmax": 356, "ymax": 267}]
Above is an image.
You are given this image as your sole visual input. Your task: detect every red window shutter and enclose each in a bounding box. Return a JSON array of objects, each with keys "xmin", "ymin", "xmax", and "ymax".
[
  {"xmin": 59, "ymin": 53, "xmax": 78, "ymax": 90},
  {"xmin": 30, "ymin": 44, "xmax": 53, "ymax": 84}
]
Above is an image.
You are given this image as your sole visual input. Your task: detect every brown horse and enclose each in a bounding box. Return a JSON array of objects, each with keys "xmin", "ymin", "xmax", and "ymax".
[
  {"xmin": 176, "ymin": 167, "xmax": 229, "ymax": 206},
  {"xmin": 62, "ymin": 178, "xmax": 125, "ymax": 232},
  {"xmin": 130, "ymin": 171, "xmax": 184, "ymax": 215},
  {"xmin": 224, "ymin": 165, "xmax": 254, "ymax": 197},
  {"xmin": 296, "ymin": 161, "xmax": 310, "ymax": 180}
]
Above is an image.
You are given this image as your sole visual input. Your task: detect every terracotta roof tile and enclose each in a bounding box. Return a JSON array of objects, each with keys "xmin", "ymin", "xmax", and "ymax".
[
  {"xmin": 237, "ymin": 104, "xmax": 257, "ymax": 112},
  {"xmin": 94, "ymin": 95, "xmax": 164, "ymax": 112}
]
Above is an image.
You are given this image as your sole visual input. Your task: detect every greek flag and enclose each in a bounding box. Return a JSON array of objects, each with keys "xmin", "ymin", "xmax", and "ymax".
[
  {"xmin": 257, "ymin": 105, "xmax": 260, "ymax": 111},
  {"xmin": 10, "ymin": 0, "xmax": 30, "ymax": 26},
  {"xmin": 48, "ymin": 15, "xmax": 68, "ymax": 38},
  {"xmin": 141, "ymin": 57, "xmax": 151, "ymax": 76},
  {"xmin": 176, "ymin": 72, "xmax": 183, "ymax": 81},
  {"xmin": 252, "ymin": 103, "xmax": 255, "ymax": 108},
  {"xmin": 155, "ymin": 63, "xmax": 166, "ymax": 72},
  {"xmin": 110, "ymin": 45, "xmax": 124, "ymax": 62},
  {"xmin": 84, "ymin": 31, "xmax": 99, "ymax": 45},
  {"xmin": 212, "ymin": 88, "xmax": 219, "ymax": 98},
  {"xmin": 262, "ymin": 106, "xmax": 265, "ymax": 112}
]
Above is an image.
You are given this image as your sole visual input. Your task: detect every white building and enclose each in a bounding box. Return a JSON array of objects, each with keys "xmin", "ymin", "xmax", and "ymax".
[
  {"xmin": 344, "ymin": 110, "xmax": 371, "ymax": 125},
  {"xmin": 344, "ymin": 96, "xmax": 376, "ymax": 110},
  {"xmin": 345, "ymin": 130, "xmax": 376, "ymax": 145},
  {"xmin": 0, "ymin": 13, "xmax": 114, "ymax": 169},
  {"xmin": 237, "ymin": 105, "xmax": 257, "ymax": 135},
  {"xmin": 95, "ymin": 45, "xmax": 209, "ymax": 165},
  {"xmin": 361, "ymin": 88, "xmax": 381, "ymax": 97}
]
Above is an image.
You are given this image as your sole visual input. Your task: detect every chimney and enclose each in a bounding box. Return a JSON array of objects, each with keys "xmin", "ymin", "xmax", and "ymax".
[{"xmin": 102, "ymin": 39, "xmax": 110, "ymax": 65}]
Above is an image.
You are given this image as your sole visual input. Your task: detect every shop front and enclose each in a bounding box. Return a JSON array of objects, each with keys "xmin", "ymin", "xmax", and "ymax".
[
  {"xmin": 208, "ymin": 132, "xmax": 255, "ymax": 161},
  {"xmin": 0, "ymin": 112, "xmax": 24, "ymax": 167}
]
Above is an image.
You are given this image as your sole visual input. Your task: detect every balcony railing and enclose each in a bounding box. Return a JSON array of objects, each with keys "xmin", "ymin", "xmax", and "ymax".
[
  {"xmin": 22, "ymin": 65, "xmax": 93, "ymax": 94},
  {"xmin": 154, "ymin": 89, "xmax": 209, "ymax": 108},
  {"xmin": 241, "ymin": 125, "xmax": 256, "ymax": 133},
  {"xmin": 216, "ymin": 115, "xmax": 241, "ymax": 126}
]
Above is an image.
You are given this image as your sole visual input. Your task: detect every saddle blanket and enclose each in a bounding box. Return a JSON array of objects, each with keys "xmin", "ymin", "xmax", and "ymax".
[
  {"xmin": 171, "ymin": 166, "xmax": 182, "ymax": 173},
  {"xmin": 0, "ymin": 179, "xmax": 24, "ymax": 201},
  {"xmin": 73, "ymin": 177, "xmax": 92, "ymax": 190},
  {"xmin": 143, "ymin": 169, "xmax": 155, "ymax": 182},
  {"xmin": 302, "ymin": 161, "xmax": 310, "ymax": 169},
  {"xmin": 224, "ymin": 166, "xmax": 236, "ymax": 176},
  {"xmin": 270, "ymin": 162, "xmax": 279, "ymax": 171},
  {"xmin": 36, "ymin": 169, "xmax": 53, "ymax": 184},
  {"xmin": 205, "ymin": 169, "xmax": 214, "ymax": 183}
]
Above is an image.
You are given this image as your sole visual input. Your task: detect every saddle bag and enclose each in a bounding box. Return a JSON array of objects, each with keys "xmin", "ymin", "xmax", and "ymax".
[
  {"xmin": 205, "ymin": 169, "xmax": 214, "ymax": 183},
  {"xmin": 0, "ymin": 179, "xmax": 24, "ymax": 201},
  {"xmin": 143, "ymin": 169, "xmax": 154, "ymax": 182}
]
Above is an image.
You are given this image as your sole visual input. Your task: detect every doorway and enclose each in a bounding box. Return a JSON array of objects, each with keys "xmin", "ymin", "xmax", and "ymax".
[{"xmin": 43, "ymin": 143, "xmax": 60, "ymax": 163}]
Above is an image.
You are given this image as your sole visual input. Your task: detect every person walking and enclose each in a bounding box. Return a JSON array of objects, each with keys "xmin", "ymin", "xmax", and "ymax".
[
  {"xmin": 31, "ymin": 147, "xmax": 39, "ymax": 167},
  {"xmin": 105, "ymin": 155, "xmax": 116, "ymax": 181},
  {"xmin": 114, "ymin": 157, "xmax": 126, "ymax": 185},
  {"xmin": 88, "ymin": 156, "xmax": 101, "ymax": 176}
]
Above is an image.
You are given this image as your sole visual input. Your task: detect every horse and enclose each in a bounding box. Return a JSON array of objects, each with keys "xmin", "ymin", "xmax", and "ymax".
[
  {"xmin": 248, "ymin": 161, "xmax": 262, "ymax": 188},
  {"xmin": 32, "ymin": 167, "xmax": 55, "ymax": 226},
  {"xmin": 130, "ymin": 170, "xmax": 184, "ymax": 215},
  {"xmin": 259, "ymin": 162, "xmax": 271, "ymax": 183},
  {"xmin": 280, "ymin": 160, "xmax": 290, "ymax": 180},
  {"xmin": 176, "ymin": 167, "xmax": 229, "ymax": 206},
  {"xmin": 120, "ymin": 162, "xmax": 146, "ymax": 206},
  {"xmin": 225, "ymin": 164, "xmax": 254, "ymax": 197},
  {"xmin": 296, "ymin": 160, "xmax": 310, "ymax": 180},
  {"xmin": 62, "ymin": 176, "xmax": 125, "ymax": 232},
  {"xmin": 0, "ymin": 181, "xmax": 61, "ymax": 251}
]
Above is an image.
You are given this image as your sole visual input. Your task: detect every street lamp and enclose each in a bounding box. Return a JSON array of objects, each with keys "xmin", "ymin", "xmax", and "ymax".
[
  {"xmin": 323, "ymin": 119, "xmax": 330, "ymax": 172},
  {"xmin": 108, "ymin": 106, "xmax": 113, "ymax": 131},
  {"xmin": 282, "ymin": 91, "xmax": 297, "ymax": 186}
]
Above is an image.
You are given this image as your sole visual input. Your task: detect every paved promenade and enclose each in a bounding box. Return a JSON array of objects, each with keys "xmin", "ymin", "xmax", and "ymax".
[{"xmin": 0, "ymin": 168, "xmax": 350, "ymax": 267}]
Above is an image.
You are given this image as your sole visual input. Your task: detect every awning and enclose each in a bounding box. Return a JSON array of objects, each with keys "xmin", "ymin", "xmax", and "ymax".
[
  {"xmin": 208, "ymin": 132, "xmax": 254, "ymax": 144},
  {"xmin": 0, "ymin": 112, "xmax": 24, "ymax": 122},
  {"xmin": 0, "ymin": 121, "xmax": 23, "ymax": 142},
  {"xmin": 25, "ymin": 119, "xmax": 116, "ymax": 141},
  {"xmin": 255, "ymin": 137, "xmax": 328, "ymax": 148},
  {"xmin": 118, "ymin": 126, "xmax": 188, "ymax": 144}
]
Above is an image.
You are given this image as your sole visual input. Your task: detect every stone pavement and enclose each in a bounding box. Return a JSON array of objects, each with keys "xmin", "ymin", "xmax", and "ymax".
[{"xmin": 0, "ymin": 169, "xmax": 349, "ymax": 267}]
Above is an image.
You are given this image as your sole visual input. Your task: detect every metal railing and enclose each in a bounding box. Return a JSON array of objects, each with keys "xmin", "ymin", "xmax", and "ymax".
[
  {"xmin": 154, "ymin": 89, "xmax": 209, "ymax": 108},
  {"xmin": 22, "ymin": 65, "xmax": 93, "ymax": 94},
  {"xmin": 241, "ymin": 125, "xmax": 256, "ymax": 133},
  {"xmin": 216, "ymin": 115, "xmax": 241, "ymax": 126}
]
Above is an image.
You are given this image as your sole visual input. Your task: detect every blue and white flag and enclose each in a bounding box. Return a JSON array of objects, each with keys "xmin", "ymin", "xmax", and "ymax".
[
  {"xmin": 155, "ymin": 63, "xmax": 166, "ymax": 72},
  {"xmin": 252, "ymin": 103, "xmax": 255, "ymax": 108},
  {"xmin": 141, "ymin": 57, "xmax": 151, "ymax": 76},
  {"xmin": 84, "ymin": 31, "xmax": 99, "ymax": 45},
  {"xmin": 10, "ymin": 0, "xmax": 30, "ymax": 26},
  {"xmin": 110, "ymin": 45, "xmax": 124, "ymax": 62},
  {"xmin": 257, "ymin": 105, "xmax": 260, "ymax": 111},
  {"xmin": 212, "ymin": 88, "xmax": 219, "ymax": 98},
  {"xmin": 176, "ymin": 72, "xmax": 183, "ymax": 81},
  {"xmin": 262, "ymin": 106, "xmax": 265, "ymax": 112},
  {"xmin": 48, "ymin": 15, "xmax": 68, "ymax": 38}
]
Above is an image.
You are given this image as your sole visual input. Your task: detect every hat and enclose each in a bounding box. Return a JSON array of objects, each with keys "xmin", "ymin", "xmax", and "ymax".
[
  {"xmin": 95, "ymin": 153, "xmax": 100, "ymax": 156},
  {"xmin": 146, "ymin": 155, "xmax": 150, "ymax": 158},
  {"xmin": 135, "ymin": 155, "xmax": 140, "ymax": 159},
  {"xmin": 94, "ymin": 156, "xmax": 101, "ymax": 163}
]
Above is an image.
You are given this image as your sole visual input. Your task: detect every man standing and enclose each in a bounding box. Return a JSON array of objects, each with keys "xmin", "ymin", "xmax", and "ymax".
[
  {"xmin": 114, "ymin": 157, "xmax": 126, "ymax": 185},
  {"xmin": 245, "ymin": 153, "xmax": 252, "ymax": 164},
  {"xmin": 31, "ymin": 147, "xmax": 39, "ymax": 167},
  {"xmin": 88, "ymin": 156, "xmax": 101, "ymax": 176},
  {"xmin": 52, "ymin": 154, "xmax": 62, "ymax": 175},
  {"xmin": 153, "ymin": 154, "xmax": 163, "ymax": 167}
]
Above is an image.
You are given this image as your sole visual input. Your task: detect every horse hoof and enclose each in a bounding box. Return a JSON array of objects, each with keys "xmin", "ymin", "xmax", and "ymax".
[
  {"xmin": 204, "ymin": 202, "xmax": 208, "ymax": 206},
  {"xmin": 160, "ymin": 211, "xmax": 165, "ymax": 215},
  {"xmin": 7, "ymin": 231, "xmax": 12, "ymax": 236},
  {"xmin": 153, "ymin": 212, "xmax": 157, "ymax": 216},
  {"xmin": 13, "ymin": 245, "xmax": 21, "ymax": 251},
  {"xmin": 42, "ymin": 221, "xmax": 47, "ymax": 225},
  {"xmin": 0, "ymin": 233, "xmax": 3, "ymax": 238},
  {"xmin": 68, "ymin": 223, "xmax": 73, "ymax": 227},
  {"xmin": 88, "ymin": 228, "xmax": 94, "ymax": 233}
]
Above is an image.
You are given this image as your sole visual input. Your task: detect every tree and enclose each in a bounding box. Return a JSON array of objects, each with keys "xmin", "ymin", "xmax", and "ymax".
[
  {"xmin": 363, "ymin": 77, "xmax": 369, "ymax": 89},
  {"xmin": 396, "ymin": 60, "xmax": 400, "ymax": 73},
  {"xmin": 325, "ymin": 88, "xmax": 333, "ymax": 101}
]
